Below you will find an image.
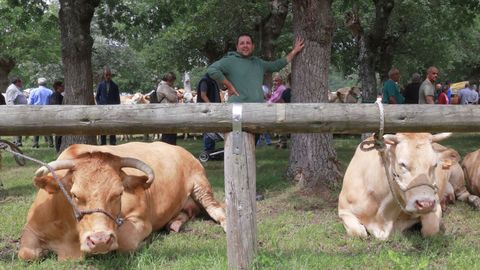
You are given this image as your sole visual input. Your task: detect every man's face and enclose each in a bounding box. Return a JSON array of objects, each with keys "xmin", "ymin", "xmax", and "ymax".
[
  {"xmin": 391, "ymin": 71, "xmax": 400, "ymax": 82},
  {"xmin": 236, "ymin": 35, "xmax": 254, "ymax": 57},
  {"xmin": 15, "ymin": 80, "xmax": 23, "ymax": 88},
  {"xmin": 104, "ymin": 72, "xmax": 112, "ymax": 82},
  {"xmin": 427, "ymin": 69, "xmax": 438, "ymax": 82}
]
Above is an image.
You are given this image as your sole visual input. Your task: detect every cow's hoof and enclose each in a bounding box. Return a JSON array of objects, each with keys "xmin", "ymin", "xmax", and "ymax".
[
  {"xmin": 169, "ymin": 221, "xmax": 183, "ymax": 233},
  {"xmin": 18, "ymin": 247, "xmax": 43, "ymax": 261},
  {"xmin": 439, "ymin": 222, "xmax": 446, "ymax": 233}
]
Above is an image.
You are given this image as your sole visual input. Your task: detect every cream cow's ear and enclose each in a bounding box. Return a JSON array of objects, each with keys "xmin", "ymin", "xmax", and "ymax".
[
  {"xmin": 383, "ymin": 134, "xmax": 398, "ymax": 145},
  {"xmin": 441, "ymin": 159, "xmax": 453, "ymax": 170}
]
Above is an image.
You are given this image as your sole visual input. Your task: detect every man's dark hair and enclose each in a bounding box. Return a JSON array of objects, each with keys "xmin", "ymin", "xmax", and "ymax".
[
  {"xmin": 10, "ymin": 76, "xmax": 21, "ymax": 84},
  {"xmin": 162, "ymin": 72, "xmax": 176, "ymax": 82},
  {"xmin": 236, "ymin": 33, "xmax": 254, "ymax": 44},
  {"xmin": 53, "ymin": 81, "xmax": 63, "ymax": 91}
]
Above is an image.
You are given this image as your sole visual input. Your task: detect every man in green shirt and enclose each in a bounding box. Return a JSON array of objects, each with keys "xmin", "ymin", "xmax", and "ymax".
[
  {"xmin": 382, "ymin": 68, "xmax": 404, "ymax": 104},
  {"xmin": 207, "ymin": 33, "xmax": 304, "ymax": 102}
]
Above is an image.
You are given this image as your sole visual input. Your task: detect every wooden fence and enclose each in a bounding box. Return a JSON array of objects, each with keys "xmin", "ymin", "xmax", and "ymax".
[{"xmin": 1, "ymin": 103, "xmax": 480, "ymax": 269}]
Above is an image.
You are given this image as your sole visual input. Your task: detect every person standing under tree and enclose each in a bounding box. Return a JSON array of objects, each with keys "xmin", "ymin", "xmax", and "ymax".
[
  {"xmin": 207, "ymin": 33, "xmax": 304, "ymax": 102},
  {"xmin": 196, "ymin": 73, "xmax": 221, "ymax": 152},
  {"xmin": 156, "ymin": 71, "xmax": 182, "ymax": 145},
  {"xmin": 49, "ymin": 81, "xmax": 65, "ymax": 152},
  {"xmin": 28, "ymin": 77, "xmax": 54, "ymax": 148},
  {"xmin": 6, "ymin": 76, "xmax": 27, "ymax": 146},
  {"xmin": 419, "ymin": 66, "xmax": 439, "ymax": 104},
  {"xmin": 403, "ymin": 73, "xmax": 421, "ymax": 104},
  {"xmin": 207, "ymin": 33, "xmax": 304, "ymax": 200},
  {"xmin": 95, "ymin": 67, "xmax": 120, "ymax": 145},
  {"xmin": 382, "ymin": 68, "xmax": 404, "ymax": 104}
]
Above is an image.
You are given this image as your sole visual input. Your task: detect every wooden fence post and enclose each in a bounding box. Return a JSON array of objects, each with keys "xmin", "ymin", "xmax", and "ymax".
[{"xmin": 224, "ymin": 105, "xmax": 257, "ymax": 270}]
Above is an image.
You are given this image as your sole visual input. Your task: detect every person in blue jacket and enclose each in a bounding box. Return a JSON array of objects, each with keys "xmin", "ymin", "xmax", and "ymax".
[{"xmin": 95, "ymin": 67, "xmax": 120, "ymax": 145}]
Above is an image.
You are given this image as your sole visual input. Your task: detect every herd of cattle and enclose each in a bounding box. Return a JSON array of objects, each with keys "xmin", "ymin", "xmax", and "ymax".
[
  {"xmin": 12, "ymin": 87, "xmax": 480, "ymax": 260},
  {"xmin": 15, "ymin": 132, "xmax": 480, "ymax": 261}
]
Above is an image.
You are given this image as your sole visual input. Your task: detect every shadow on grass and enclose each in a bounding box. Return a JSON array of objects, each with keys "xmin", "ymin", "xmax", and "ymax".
[{"xmin": 0, "ymin": 183, "xmax": 36, "ymax": 200}]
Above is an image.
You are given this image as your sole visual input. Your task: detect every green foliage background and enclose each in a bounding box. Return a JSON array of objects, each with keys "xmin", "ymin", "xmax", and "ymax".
[{"xmin": 1, "ymin": 0, "xmax": 480, "ymax": 91}]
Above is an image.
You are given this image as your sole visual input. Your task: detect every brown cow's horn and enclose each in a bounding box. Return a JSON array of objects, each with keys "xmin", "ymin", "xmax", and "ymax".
[
  {"xmin": 35, "ymin": 159, "xmax": 75, "ymax": 176},
  {"xmin": 120, "ymin": 158, "xmax": 155, "ymax": 184}
]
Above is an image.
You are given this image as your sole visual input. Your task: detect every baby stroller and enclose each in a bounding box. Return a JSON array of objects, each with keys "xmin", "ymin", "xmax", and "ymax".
[{"xmin": 198, "ymin": 133, "xmax": 224, "ymax": 162}]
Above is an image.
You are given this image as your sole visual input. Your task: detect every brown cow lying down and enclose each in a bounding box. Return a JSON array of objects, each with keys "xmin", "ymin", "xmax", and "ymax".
[
  {"xmin": 433, "ymin": 143, "xmax": 480, "ymax": 210},
  {"xmin": 328, "ymin": 86, "xmax": 362, "ymax": 103},
  {"xmin": 338, "ymin": 133, "xmax": 452, "ymax": 240},
  {"xmin": 18, "ymin": 142, "xmax": 226, "ymax": 261},
  {"xmin": 461, "ymin": 149, "xmax": 480, "ymax": 208}
]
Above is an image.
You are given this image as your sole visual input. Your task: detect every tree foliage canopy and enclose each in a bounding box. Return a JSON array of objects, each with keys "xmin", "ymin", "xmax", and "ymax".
[
  {"xmin": 0, "ymin": 0, "xmax": 61, "ymax": 86},
  {"xmin": 332, "ymin": 0, "xmax": 480, "ymax": 86},
  {"xmin": 2, "ymin": 0, "xmax": 480, "ymax": 92}
]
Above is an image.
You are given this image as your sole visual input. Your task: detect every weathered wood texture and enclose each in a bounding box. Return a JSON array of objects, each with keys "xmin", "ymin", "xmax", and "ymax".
[
  {"xmin": 1, "ymin": 103, "xmax": 479, "ymax": 136},
  {"xmin": 224, "ymin": 132, "xmax": 256, "ymax": 270}
]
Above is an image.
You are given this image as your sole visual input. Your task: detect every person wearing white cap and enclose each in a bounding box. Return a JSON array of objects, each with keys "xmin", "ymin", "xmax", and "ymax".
[
  {"xmin": 28, "ymin": 77, "xmax": 54, "ymax": 148},
  {"xmin": 5, "ymin": 76, "xmax": 27, "ymax": 146}
]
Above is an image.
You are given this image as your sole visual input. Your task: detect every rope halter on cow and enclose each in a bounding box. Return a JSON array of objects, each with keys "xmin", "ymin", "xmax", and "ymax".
[{"xmin": 359, "ymin": 99, "xmax": 438, "ymax": 214}]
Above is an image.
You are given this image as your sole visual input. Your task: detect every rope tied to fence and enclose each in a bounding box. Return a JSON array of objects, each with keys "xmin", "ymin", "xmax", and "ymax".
[
  {"xmin": 358, "ymin": 99, "xmax": 413, "ymax": 214},
  {"xmin": 0, "ymin": 143, "xmax": 124, "ymax": 226}
]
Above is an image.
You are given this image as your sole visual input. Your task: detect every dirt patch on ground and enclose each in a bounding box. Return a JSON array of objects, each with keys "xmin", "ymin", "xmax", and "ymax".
[{"xmin": 0, "ymin": 237, "xmax": 19, "ymax": 262}]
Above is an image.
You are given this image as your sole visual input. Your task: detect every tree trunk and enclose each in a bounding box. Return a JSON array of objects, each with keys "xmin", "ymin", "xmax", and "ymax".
[
  {"xmin": 58, "ymin": 0, "xmax": 100, "ymax": 151},
  {"xmin": 255, "ymin": 0, "xmax": 289, "ymax": 88},
  {"xmin": 358, "ymin": 36, "xmax": 378, "ymax": 102},
  {"xmin": 0, "ymin": 58, "xmax": 15, "ymax": 94},
  {"xmin": 256, "ymin": 0, "xmax": 290, "ymax": 60},
  {"xmin": 346, "ymin": 0, "xmax": 395, "ymax": 102},
  {"xmin": 288, "ymin": 0, "xmax": 341, "ymax": 191}
]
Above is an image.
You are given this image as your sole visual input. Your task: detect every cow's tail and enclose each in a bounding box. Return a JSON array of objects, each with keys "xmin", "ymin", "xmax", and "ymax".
[{"xmin": 190, "ymin": 173, "xmax": 227, "ymax": 232}]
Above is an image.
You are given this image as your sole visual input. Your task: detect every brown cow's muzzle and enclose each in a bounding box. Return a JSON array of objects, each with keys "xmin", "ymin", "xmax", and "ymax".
[{"xmin": 81, "ymin": 230, "xmax": 118, "ymax": 254}]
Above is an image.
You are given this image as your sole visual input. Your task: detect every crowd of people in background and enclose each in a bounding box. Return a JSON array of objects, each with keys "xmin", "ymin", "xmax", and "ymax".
[{"xmin": 382, "ymin": 65, "xmax": 479, "ymax": 105}]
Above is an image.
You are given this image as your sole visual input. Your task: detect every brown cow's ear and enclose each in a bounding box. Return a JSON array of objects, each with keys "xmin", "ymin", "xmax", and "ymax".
[
  {"xmin": 122, "ymin": 175, "xmax": 152, "ymax": 190},
  {"xmin": 33, "ymin": 172, "xmax": 73, "ymax": 194},
  {"xmin": 34, "ymin": 175, "xmax": 60, "ymax": 194}
]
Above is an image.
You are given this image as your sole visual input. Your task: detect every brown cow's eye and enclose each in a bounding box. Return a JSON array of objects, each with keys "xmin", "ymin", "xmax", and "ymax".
[{"xmin": 110, "ymin": 192, "xmax": 123, "ymax": 201}]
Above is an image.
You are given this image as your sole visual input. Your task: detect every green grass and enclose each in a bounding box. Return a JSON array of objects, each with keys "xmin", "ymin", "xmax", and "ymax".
[{"xmin": 1, "ymin": 134, "xmax": 480, "ymax": 269}]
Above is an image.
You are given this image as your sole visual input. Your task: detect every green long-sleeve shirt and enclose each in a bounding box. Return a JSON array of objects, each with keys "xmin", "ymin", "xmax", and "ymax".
[{"xmin": 207, "ymin": 52, "xmax": 288, "ymax": 103}]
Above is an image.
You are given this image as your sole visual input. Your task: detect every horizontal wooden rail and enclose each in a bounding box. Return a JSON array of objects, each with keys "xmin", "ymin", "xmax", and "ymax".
[{"xmin": 0, "ymin": 103, "xmax": 479, "ymax": 136}]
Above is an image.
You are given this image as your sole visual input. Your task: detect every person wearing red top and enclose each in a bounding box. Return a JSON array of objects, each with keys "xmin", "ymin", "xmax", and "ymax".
[{"xmin": 438, "ymin": 85, "xmax": 449, "ymax": 104}]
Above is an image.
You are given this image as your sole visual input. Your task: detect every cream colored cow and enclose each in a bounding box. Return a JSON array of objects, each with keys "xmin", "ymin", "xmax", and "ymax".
[{"xmin": 339, "ymin": 133, "xmax": 452, "ymax": 240}]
